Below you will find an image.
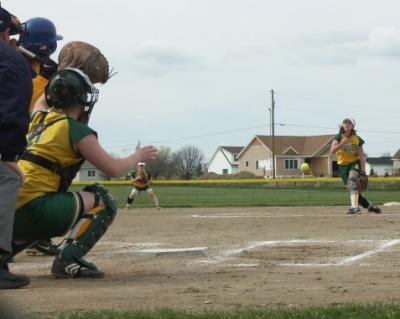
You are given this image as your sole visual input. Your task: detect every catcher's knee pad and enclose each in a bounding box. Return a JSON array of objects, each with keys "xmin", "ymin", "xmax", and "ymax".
[
  {"xmin": 61, "ymin": 184, "xmax": 117, "ymax": 261},
  {"xmin": 347, "ymin": 176, "xmax": 359, "ymax": 193}
]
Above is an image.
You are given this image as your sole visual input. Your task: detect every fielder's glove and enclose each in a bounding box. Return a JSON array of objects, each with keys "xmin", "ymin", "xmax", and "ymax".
[{"xmin": 358, "ymin": 171, "xmax": 368, "ymax": 192}]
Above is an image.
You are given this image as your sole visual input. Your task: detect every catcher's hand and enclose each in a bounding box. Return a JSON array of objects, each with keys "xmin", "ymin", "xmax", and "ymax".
[{"xmin": 358, "ymin": 172, "xmax": 368, "ymax": 192}]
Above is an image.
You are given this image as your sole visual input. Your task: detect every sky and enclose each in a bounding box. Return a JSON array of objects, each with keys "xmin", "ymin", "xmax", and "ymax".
[{"xmin": 6, "ymin": 0, "xmax": 400, "ymax": 160}]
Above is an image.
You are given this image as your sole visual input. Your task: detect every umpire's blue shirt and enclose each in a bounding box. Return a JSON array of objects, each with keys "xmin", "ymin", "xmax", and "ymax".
[{"xmin": 0, "ymin": 42, "xmax": 32, "ymax": 162}]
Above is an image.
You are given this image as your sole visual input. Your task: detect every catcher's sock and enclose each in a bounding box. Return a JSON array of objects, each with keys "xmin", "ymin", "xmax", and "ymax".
[{"xmin": 350, "ymin": 193, "xmax": 359, "ymax": 208}]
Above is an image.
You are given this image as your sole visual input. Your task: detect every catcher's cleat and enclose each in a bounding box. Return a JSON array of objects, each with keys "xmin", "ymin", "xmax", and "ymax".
[
  {"xmin": 27, "ymin": 240, "xmax": 61, "ymax": 256},
  {"xmin": 368, "ymin": 204, "xmax": 382, "ymax": 214},
  {"xmin": 51, "ymin": 257, "xmax": 104, "ymax": 279},
  {"xmin": 347, "ymin": 207, "xmax": 361, "ymax": 215}
]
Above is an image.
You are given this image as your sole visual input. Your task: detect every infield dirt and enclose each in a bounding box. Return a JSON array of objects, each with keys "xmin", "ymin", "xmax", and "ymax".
[{"xmin": 4, "ymin": 206, "xmax": 400, "ymax": 314}]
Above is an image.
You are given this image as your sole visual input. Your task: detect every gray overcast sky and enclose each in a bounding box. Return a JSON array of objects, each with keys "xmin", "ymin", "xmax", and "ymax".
[{"xmin": 6, "ymin": 0, "xmax": 400, "ymax": 159}]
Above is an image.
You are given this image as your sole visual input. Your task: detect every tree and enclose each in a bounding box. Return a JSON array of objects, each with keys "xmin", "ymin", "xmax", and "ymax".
[
  {"xmin": 146, "ymin": 146, "xmax": 175, "ymax": 179},
  {"xmin": 382, "ymin": 151, "xmax": 391, "ymax": 157},
  {"xmin": 173, "ymin": 145, "xmax": 205, "ymax": 180}
]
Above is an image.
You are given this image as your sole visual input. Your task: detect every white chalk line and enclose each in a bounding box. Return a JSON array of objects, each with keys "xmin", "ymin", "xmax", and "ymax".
[
  {"xmin": 191, "ymin": 213, "xmax": 400, "ymax": 219},
  {"xmin": 191, "ymin": 214, "xmax": 304, "ymax": 219},
  {"xmin": 194, "ymin": 239, "xmax": 400, "ymax": 268},
  {"xmin": 280, "ymin": 239, "xmax": 400, "ymax": 267}
]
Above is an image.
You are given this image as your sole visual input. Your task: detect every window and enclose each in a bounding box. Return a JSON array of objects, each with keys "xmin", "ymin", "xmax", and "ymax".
[
  {"xmin": 245, "ymin": 161, "xmax": 249, "ymax": 167},
  {"xmin": 256, "ymin": 160, "xmax": 259, "ymax": 170},
  {"xmin": 88, "ymin": 170, "xmax": 96, "ymax": 177},
  {"xmin": 285, "ymin": 159, "xmax": 298, "ymax": 170},
  {"xmin": 222, "ymin": 169, "xmax": 228, "ymax": 175}
]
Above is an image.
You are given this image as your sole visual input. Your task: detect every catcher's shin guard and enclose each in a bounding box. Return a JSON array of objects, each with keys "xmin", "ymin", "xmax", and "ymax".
[{"xmin": 60, "ymin": 184, "xmax": 117, "ymax": 262}]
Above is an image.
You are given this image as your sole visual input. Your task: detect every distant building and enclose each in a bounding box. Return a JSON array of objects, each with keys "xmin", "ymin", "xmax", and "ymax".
[
  {"xmin": 237, "ymin": 135, "xmax": 336, "ymax": 178},
  {"xmin": 366, "ymin": 157, "xmax": 393, "ymax": 176},
  {"xmin": 392, "ymin": 149, "xmax": 400, "ymax": 175},
  {"xmin": 207, "ymin": 146, "xmax": 243, "ymax": 175},
  {"xmin": 74, "ymin": 160, "xmax": 109, "ymax": 181}
]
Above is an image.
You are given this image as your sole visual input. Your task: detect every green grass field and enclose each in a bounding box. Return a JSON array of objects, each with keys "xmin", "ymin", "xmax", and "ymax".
[
  {"xmin": 40, "ymin": 304, "xmax": 400, "ymax": 319},
  {"xmin": 70, "ymin": 182, "xmax": 400, "ymax": 208}
]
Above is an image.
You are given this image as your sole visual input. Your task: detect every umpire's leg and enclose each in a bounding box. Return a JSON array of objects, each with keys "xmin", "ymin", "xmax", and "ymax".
[
  {"xmin": 0, "ymin": 162, "xmax": 22, "ymax": 254},
  {"xmin": 0, "ymin": 161, "xmax": 30, "ymax": 289}
]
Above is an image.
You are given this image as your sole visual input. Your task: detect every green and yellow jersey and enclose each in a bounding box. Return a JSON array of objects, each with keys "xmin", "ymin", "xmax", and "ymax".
[
  {"xmin": 130, "ymin": 170, "xmax": 151, "ymax": 189},
  {"xmin": 333, "ymin": 133, "xmax": 365, "ymax": 165},
  {"xmin": 17, "ymin": 111, "xmax": 96, "ymax": 208}
]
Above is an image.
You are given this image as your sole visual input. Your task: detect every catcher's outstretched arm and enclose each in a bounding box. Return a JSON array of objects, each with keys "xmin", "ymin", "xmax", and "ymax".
[{"xmin": 76, "ymin": 134, "xmax": 157, "ymax": 177}]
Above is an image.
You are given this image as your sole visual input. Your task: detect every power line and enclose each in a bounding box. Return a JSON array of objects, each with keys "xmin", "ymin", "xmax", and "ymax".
[
  {"xmin": 104, "ymin": 124, "xmax": 268, "ymax": 150},
  {"xmin": 104, "ymin": 121, "xmax": 400, "ymax": 152},
  {"xmin": 277, "ymin": 122, "xmax": 400, "ymax": 134}
]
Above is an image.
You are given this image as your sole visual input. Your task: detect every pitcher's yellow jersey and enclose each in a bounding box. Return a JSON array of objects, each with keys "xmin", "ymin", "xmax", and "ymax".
[
  {"xmin": 334, "ymin": 133, "xmax": 365, "ymax": 165},
  {"xmin": 17, "ymin": 111, "xmax": 96, "ymax": 208}
]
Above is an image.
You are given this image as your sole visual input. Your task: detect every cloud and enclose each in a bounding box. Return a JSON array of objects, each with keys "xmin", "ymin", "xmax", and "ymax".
[
  {"xmin": 131, "ymin": 41, "xmax": 202, "ymax": 76},
  {"xmin": 366, "ymin": 26, "xmax": 400, "ymax": 57},
  {"xmin": 289, "ymin": 27, "xmax": 400, "ymax": 65}
]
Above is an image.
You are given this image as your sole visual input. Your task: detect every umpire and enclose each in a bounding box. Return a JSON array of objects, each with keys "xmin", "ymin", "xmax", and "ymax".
[{"xmin": 0, "ymin": 4, "xmax": 32, "ymax": 289}]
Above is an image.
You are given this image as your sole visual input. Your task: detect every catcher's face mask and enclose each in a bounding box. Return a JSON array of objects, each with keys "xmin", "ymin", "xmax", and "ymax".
[{"xmin": 63, "ymin": 68, "xmax": 99, "ymax": 125}]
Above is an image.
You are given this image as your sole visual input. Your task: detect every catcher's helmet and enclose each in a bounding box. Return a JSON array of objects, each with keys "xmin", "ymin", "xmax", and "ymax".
[
  {"xmin": 19, "ymin": 17, "xmax": 63, "ymax": 58},
  {"xmin": 45, "ymin": 68, "xmax": 99, "ymax": 124}
]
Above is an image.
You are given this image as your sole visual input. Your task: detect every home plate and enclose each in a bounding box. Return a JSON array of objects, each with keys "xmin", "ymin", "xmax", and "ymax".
[
  {"xmin": 131, "ymin": 247, "xmax": 209, "ymax": 257},
  {"xmin": 384, "ymin": 202, "xmax": 400, "ymax": 207}
]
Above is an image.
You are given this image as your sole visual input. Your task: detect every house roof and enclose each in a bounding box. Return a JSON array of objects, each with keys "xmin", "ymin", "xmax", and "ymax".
[
  {"xmin": 81, "ymin": 160, "xmax": 96, "ymax": 169},
  {"xmin": 238, "ymin": 134, "xmax": 334, "ymax": 158},
  {"xmin": 220, "ymin": 146, "xmax": 244, "ymax": 154},
  {"xmin": 208, "ymin": 146, "xmax": 244, "ymax": 167},
  {"xmin": 393, "ymin": 149, "xmax": 400, "ymax": 160},
  {"xmin": 366, "ymin": 157, "xmax": 393, "ymax": 165}
]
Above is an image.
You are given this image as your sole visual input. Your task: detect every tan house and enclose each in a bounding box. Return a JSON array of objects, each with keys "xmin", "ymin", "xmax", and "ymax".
[
  {"xmin": 392, "ymin": 149, "xmax": 400, "ymax": 175},
  {"xmin": 237, "ymin": 135, "xmax": 336, "ymax": 178}
]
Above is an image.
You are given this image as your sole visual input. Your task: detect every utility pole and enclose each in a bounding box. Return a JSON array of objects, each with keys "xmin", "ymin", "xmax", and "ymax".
[{"xmin": 271, "ymin": 89, "xmax": 276, "ymax": 179}]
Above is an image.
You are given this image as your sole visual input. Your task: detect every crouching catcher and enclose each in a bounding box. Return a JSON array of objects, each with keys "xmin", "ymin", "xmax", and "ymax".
[{"xmin": 0, "ymin": 68, "xmax": 157, "ymax": 278}]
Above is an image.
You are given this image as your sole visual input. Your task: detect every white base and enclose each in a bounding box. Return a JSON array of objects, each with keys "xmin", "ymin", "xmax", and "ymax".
[{"xmin": 383, "ymin": 202, "xmax": 400, "ymax": 207}]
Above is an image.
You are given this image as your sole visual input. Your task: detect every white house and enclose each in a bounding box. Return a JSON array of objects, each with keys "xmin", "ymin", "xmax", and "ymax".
[
  {"xmin": 207, "ymin": 146, "xmax": 243, "ymax": 175},
  {"xmin": 366, "ymin": 157, "xmax": 393, "ymax": 176},
  {"xmin": 74, "ymin": 160, "xmax": 109, "ymax": 181}
]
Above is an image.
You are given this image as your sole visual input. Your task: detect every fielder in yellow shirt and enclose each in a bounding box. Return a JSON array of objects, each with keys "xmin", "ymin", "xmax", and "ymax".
[{"xmin": 125, "ymin": 162, "xmax": 160, "ymax": 209}]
